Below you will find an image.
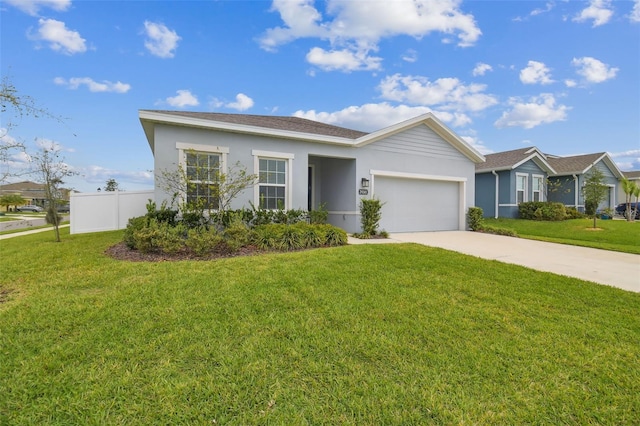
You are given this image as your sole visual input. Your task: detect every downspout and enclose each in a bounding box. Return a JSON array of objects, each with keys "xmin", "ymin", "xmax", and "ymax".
[
  {"xmin": 492, "ymin": 170, "xmax": 499, "ymax": 218},
  {"xmin": 573, "ymin": 174, "xmax": 579, "ymax": 209}
]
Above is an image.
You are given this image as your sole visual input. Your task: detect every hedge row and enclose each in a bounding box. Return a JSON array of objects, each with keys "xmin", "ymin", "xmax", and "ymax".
[{"xmin": 123, "ymin": 217, "xmax": 347, "ymax": 256}]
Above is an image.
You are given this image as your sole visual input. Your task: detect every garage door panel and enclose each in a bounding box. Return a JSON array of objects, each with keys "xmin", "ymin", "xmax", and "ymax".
[{"xmin": 374, "ymin": 177, "xmax": 459, "ymax": 232}]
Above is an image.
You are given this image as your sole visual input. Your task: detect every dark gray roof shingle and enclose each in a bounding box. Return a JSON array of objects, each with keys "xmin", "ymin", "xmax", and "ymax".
[
  {"xmin": 476, "ymin": 147, "xmax": 545, "ymax": 171},
  {"xmin": 141, "ymin": 110, "xmax": 369, "ymax": 139},
  {"xmin": 546, "ymin": 152, "xmax": 605, "ymax": 175}
]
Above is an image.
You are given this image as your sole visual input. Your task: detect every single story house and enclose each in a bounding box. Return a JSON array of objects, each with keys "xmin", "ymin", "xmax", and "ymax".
[
  {"xmin": 139, "ymin": 110, "xmax": 485, "ymax": 233},
  {"xmin": 475, "ymin": 147, "xmax": 555, "ymax": 218},
  {"xmin": 617, "ymin": 171, "xmax": 640, "ymax": 205},
  {"xmin": 0, "ymin": 180, "xmax": 75, "ymax": 210},
  {"xmin": 546, "ymin": 152, "xmax": 623, "ymax": 212}
]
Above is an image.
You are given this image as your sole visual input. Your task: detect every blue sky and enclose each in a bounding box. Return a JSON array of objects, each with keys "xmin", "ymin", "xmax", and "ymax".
[{"xmin": 1, "ymin": 0, "xmax": 639, "ymax": 192}]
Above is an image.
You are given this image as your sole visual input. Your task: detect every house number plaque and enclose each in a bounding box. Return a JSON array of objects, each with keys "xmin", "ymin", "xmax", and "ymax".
[{"xmin": 358, "ymin": 189, "xmax": 368, "ymax": 195}]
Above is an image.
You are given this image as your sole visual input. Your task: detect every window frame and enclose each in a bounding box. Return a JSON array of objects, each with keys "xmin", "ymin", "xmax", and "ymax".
[
  {"xmin": 252, "ymin": 150, "xmax": 294, "ymax": 210},
  {"xmin": 532, "ymin": 174, "xmax": 544, "ymax": 202},
  {"xmin": 176, "ymin": 142, "xmax": 229, "ymax": 210},
  {"xmin": 516, "ymin": 172, "xmax": 528, "ymax": 204}
]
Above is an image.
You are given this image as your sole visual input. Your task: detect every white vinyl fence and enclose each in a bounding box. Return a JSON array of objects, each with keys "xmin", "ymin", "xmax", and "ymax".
[{"xmin": 70, "ymin": 190, "xmax": 154, "ymax": 234}]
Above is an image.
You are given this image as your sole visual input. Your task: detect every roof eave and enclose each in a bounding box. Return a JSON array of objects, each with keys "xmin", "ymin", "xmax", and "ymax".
[{"xmin": 139, "ymin": 110, "xmax": 356, "ymax": 152}]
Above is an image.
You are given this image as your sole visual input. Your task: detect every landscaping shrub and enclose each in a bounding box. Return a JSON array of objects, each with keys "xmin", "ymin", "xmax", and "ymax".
[
  {"xmin": 480, "ymin": 225, "xmax": 518, "ymax": 237},
  {"xmin": 300, "ymin": 223, "xmax": 325, "ymax": 247},
  {"xmin": 148, "ymin": 203, "xmax": 178, "ymax": 226},
  {"xmin": 308, "ymin": 203, "xmax": 328, "ymax": 224},
  {"xmin": 519, "ymin": 201, "xmax": 566, "ymax": 221},
  {"xmin": 251, "ymin": 224, "xmax": 281, "ymax": 250},
  {"xmin": 324, "ymin": 224, "xmax": 348, "ymax": 246},
  {"xmin": 132, "ymin": 219, "xmax": 184, "ymax": 253},
  {"xmin": 280, "ymin": 225, "xmax": 305, "ymax": 250},
  {"xmin": 565, "ymin": 207, "xmax": 584, "ymax": 219},
  {"xmin": 124, "ymin": 216, "xmax": 149, "ymax": 249},
  {"xmin": 185, "ymin": 227, "xmax": 225, "ymax": 256},
  {"xmin": 223, "ymin": 216, "xmax": 251, "ymax": 252},
  {"xmin": 359, "ymin": 198, "xmax": 384, "ymax": 237},
  {"xmin": 467, "ymin": 207, "xmax": 484, "ymax": 231}
]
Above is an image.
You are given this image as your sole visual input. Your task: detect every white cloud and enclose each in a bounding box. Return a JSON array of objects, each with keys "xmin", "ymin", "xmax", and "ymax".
[
  {"xmin": 573, "ymin": 0, "xmax": 614, "ymax": 27},
  {"xmin": 226, "ymin": 93, "xmax": 254, "ymax": 111},
  {"xmin": 609, "ymin": 149, "xmax": 640, "ymax": 171},
  {"xmin": 402, "ymin": 49, "xmax": 418, "ymax": 63},
  {"xmin": 631, "ymin": 0, "xmax": 640, "ymax": 22},
  {"xmin": 143, "ymin": 21, "xmax": 180, "ymax": 58},
  {"xmin": 472, "ymin": 62, "xmax": 492, "ymax": 76},
  {"xmin": 54, "ymin": 77, "xmax": 131, "ymax": 93},
  {"xmin": 460, "ymin": 134, "xmax": 492, "ymax": 155},
  {"xmin": 494, "ymin": 93, "xmax": 570, "ymax": 129},
  {"xmin": 530, "ymin": 2, "xmax": 555, "ymax": 16},
  {"xmin": 294, "ymin": 102, "xmax": 471, "ymax": 132},
  {"xmin": 519, "ymin": 60, "xmax": 554, "ymax": 85},
  {"xmin": 162, "ymin": 90, "xmax": 199, "ymax": 108},
  {"xmin": 32, "ymin": 18, "xmax": 87, "ymax": 55},
  {"xmin": 564, "ymin": 79, "xmax": 577, "ymax": 88},
  {"xmin": 306, "ymin": 47, "xmax": 382, "ymax": 72},
  {"xmin": 259, "ymin": 0, "xmax": 481, "ymax": 71},
  {"xmin": 571, "ymin": 56, "xmax": 618, "ymax": 83},
  {"xmin": 4, "ymin": 0, "xmax": 71, "ymax": 16},
  {"xmin": 83, "ymin": 165, "xmax": 154, "ymax": 186},
  {"xmin": 378, "ymin": 74, "xmax": 498, "ymax": 113}
]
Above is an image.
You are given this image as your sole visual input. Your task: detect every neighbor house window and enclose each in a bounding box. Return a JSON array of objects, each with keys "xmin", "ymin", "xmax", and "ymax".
[
  {"xmin": 176, "ymin": 142, "xmax": 229, "ymax": 210},
  {"xmin": 532, "ymin": 175, "xmax": 544, "ymax": 202},
  {"xmin": 252, "ymin": 150, "xmax": 294, "ymax": 210},
  {"xmin": 516, "ymin": 173, "xmax": 528, "ymax": 204}
]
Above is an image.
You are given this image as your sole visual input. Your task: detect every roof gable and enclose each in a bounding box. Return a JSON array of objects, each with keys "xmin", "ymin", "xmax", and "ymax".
[
  {"xmin": 547, "ymin": 152, "xmax": 623, "ymax": 178},
  {"xmin": 476, "ymin": 146, "xmax": 555, "ymax": 174}
]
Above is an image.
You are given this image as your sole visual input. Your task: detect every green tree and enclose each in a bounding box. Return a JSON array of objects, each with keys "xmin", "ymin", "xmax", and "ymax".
[
  {"xmin": 620, "ymin": 178, "xmax": 638, "ymax": 221},
  {"xmin": 30, "ymin": 146, "xmax": 77, "ymax": 242},
  {"xmin": 582, "ymin": 168, "xmax": 608, "ymax": 229},
  {"xmin": 0, "ymin": 194, "xmax": 26, "ymax": 211},
  {"xmin": 104, "ymin": 178, "xmax": 119, "ymax": 192},
  {"xmin": 156, "ymin": 158, "xmax": 257, "ymax": 218}
]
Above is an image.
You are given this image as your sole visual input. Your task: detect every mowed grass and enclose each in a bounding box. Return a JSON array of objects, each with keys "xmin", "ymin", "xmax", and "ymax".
[
  {"xmin": 485, "ymin": 217, "xmax": 640, "ymax": 254},
  {"xmin": 1, "ymin": 229, "xmax": 639, "ymax": 424}
]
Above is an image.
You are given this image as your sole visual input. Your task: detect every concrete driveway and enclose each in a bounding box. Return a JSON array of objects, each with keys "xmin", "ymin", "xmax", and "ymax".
[{"xmin": 351, "ymin": 231, "xmax": 640, "ymax": 293}]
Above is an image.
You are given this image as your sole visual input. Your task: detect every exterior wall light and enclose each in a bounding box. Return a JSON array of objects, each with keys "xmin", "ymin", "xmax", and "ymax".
[{"xmin": 361, "ymin": 178, "xmax": 370, "ymax": 188}]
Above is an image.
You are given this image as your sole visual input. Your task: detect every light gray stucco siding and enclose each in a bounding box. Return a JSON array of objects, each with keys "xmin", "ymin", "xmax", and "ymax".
[{"xmin": 151, "ymin": 121, "xmax": 478, "ymax": 233}]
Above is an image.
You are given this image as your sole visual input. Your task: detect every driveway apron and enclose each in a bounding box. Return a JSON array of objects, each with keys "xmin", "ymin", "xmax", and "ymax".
[{"xmin": 388, "ymin": 231, "xmax": 640, "ymax": 293}]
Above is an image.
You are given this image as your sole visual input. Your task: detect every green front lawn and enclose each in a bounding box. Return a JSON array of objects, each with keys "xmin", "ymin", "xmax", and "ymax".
[
  {"xmin": 1, "ymin": 229, "xmax": 639, "ymax": 424},
  {"xmin": 484, "ymin": 218, "xmax": 640, "ymax": 254}
]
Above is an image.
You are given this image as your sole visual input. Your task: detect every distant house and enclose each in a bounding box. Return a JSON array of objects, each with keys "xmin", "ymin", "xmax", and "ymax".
[
  {"xmin": 546, "ymin": 152, "xmax": 623, "ymax": 212},
  {"xmin": 617, "ymin": 171, "xmax": 640, "ymax": 205},
  {"xmin": 139, "ymin": 110, "xmax": 485, "ymax": 233},
  {"xmin": 475, "ymin": 147, "xmax": 555, "ymax": 218},
  {"xmin": 0, "ymin": 181, "xmax": 75, "ymax": 210}
]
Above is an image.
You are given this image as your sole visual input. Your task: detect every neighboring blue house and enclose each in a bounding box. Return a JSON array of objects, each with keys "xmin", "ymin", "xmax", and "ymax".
[
  {"xmin": 475, "ymin": 147, "xmax": 555, "ymax": 218},
  {"xmin": 546, "ymin": 152, "xmax": 624, "ymax": 212}
]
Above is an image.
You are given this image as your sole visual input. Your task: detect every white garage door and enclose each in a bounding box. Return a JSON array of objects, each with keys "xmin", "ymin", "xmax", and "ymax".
[{"xmin": 374, "ymin": 176, "xmax": 460, "ymax": 232}]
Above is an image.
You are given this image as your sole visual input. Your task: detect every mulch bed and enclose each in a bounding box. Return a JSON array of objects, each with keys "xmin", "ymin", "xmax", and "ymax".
[{"xmin": 105, "ymin": 242, "xmax": 264, "ymax": 262}]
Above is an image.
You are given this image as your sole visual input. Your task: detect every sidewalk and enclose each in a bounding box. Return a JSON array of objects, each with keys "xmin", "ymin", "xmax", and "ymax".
[{"xmin": 0, "ymin": 224, "xmax": 70, "ymax": 240}]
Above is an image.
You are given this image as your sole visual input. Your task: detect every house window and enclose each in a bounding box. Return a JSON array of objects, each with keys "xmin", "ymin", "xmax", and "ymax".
[
  {"xmin": 516, "ymin": 173, "xmax": 528, "ymax": 204},
  {"xmin": 176, "ymin": 142, "xmax": 229, "ymax": 210},
  {"xmin": 253, "ymin": 150, "xmax": 294, "ymax": 210},
  {"xmin": 186, "ymin": 151, "xmax": 220, "ymax": 209},
  {"xmin": 532, "ymin": 175, "xmax": 544, "ymax": 202}
]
